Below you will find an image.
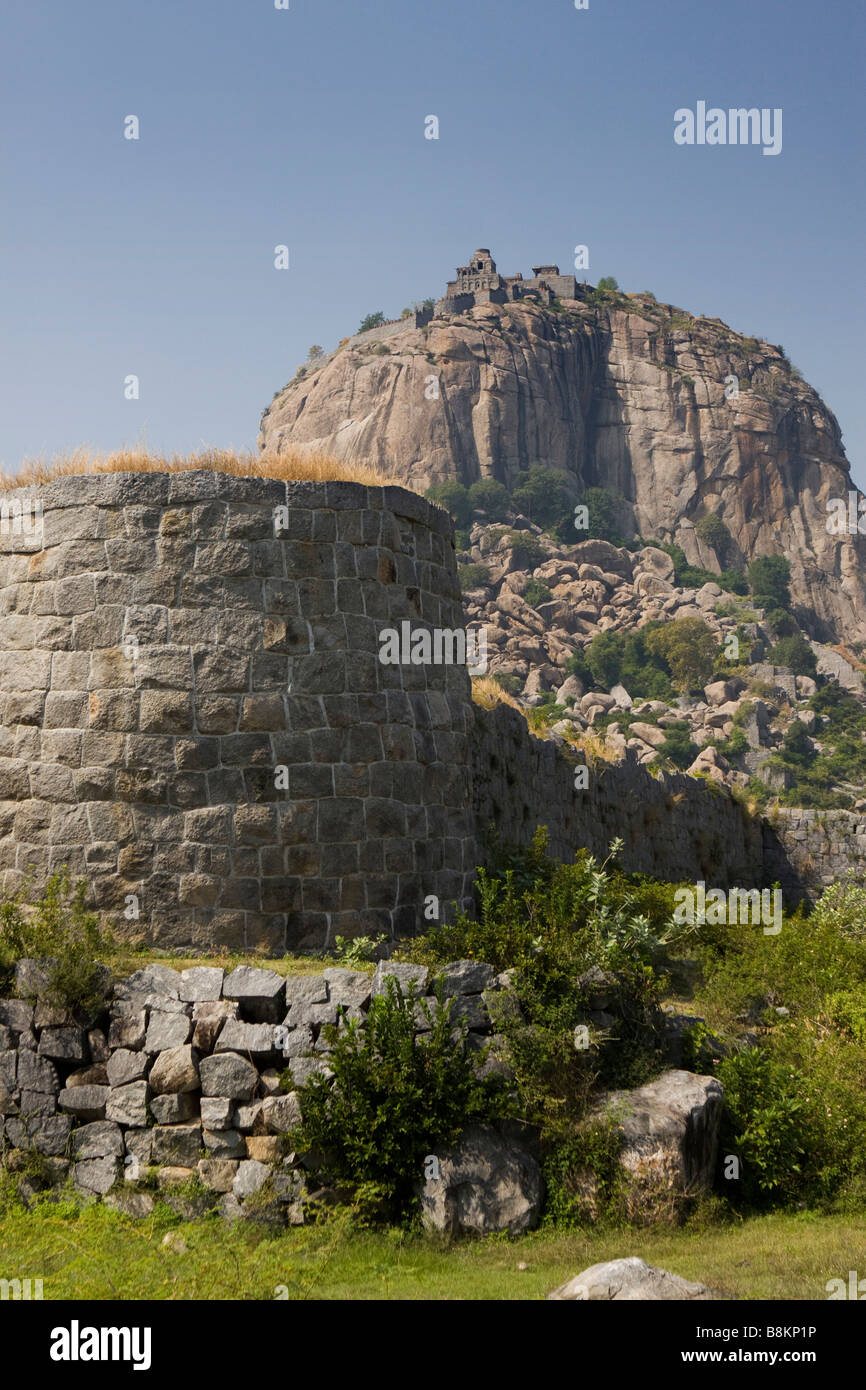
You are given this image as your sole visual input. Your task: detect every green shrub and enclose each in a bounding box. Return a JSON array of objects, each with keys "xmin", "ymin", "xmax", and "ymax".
[
  {"xmin": 678, "ymin": 564, "xmax": 720, "ymax": 590},
  {"xmin": 765, "ymin": 607, "xmax": 798, "ymax": 638},
  {"xmin": 646, "ymin": 618, "xmax": 718, "ymax": 693},
  {"xmin": 333, "ymin": 935, "xmax": 386, "ymax": 968},
  {"xmin": 696, "ymin": 514, "xmax": 732, "ymax": 555},
  {"xmin": 826, "ymin": 989, "xmax": 866, "ymax": 1045},
  {"xmin": 458, "ymin": 563, "xmax": 491, "ymax": 590},
  {"xmin": 579, "ymin": 486, "xmax": 629, "ymax": 546},
  {"xmin": 619, "ymin": 627, "xmax": 675, "ymax": 700},
  {"xmin": 286, "ymin": 979, "xmax": 500, "ymax": 1223},
  {"xmin": 503, "ymin": 530, "xmax": 546, "ymax": 568},
  {"xmin": 425, "ymin": 482, "xmax": 472, "ymax": 529},
  {"xmin": 564, "ymin": 650, "xmax": 592, "ymax": 684},
  {"xmin": 659, "ymin": 723, "xmax": 698, "ymax": 770},
  {"xmin": 358, "ymin": 312, "xmax": 386, "ymax": 333},
  {"xmin": 718, "ymin": 568, "xmax": 749, "ymax": 595},
  {"xmin": 0, "ymin": 871, "xmax": 113, "ymax": 1020},
  {"xmin": 808, "ymin": 875, "xmax": 866, "ymax": 941},
  {"xmin": 780, "ymin": 719, "xmax": 814, "ymax": 765},
  {"xmin": 523, "ymin": 579, "xmax": 553, "ymax": 608},
  {"xmin": 511, "ymin": 467, "xmax": 572, "ymax": 530},
  {"xmin": 718, "ymin": 1049, "xmax": 807, "ymax": 1204},
  {"xmin": 597, "ymin": 277, "xmax": 619, "ymax": 292},
  {"xmin": 768, "ymin": 635, "xmax": 817, "ymax": 677},
  {"xmin": 542, "ymin": 1122, "xmax": 626, "ymax": 1227},
  {"xmin": 492, "ymin": 672, "xmax": 523, "ymax": 695},
  {"xmin": 467, "ymin": 478, "xmax": 511, "ymax": 521},
  {"xmin": 747, "ymin": 555, "xmax": 791, "ymax": 611},
  {"xmin": 586, "ymin": 632, "xmax": 625, "ymax": 690}
]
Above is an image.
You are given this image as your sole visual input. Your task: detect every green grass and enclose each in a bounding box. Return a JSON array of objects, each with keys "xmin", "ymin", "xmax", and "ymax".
[
  {"xmin": 0, "ymin": 1200, "xmax": 860, "ymax": 1299},
  {"xmin": 105, "ymin": 946, "xmax": 355, "ymax": 980}
]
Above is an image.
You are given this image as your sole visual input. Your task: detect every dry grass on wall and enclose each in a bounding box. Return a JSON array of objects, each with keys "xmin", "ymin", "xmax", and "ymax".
[{"xmin": 0, "ymin": 446, "xmax": 403, "ymax": 492}]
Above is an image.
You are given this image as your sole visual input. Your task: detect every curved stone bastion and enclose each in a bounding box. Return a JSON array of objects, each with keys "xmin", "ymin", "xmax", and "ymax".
[{"xmin": 0, "ymin": 472, "xmax": 475, "ymax": 950}]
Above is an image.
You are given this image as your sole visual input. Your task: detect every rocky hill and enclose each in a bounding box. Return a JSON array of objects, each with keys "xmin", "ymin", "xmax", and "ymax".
[
  {"xmin": 259, "ymin": 283, "xmax": 866, "ymax": 644},
  {"xmin": 462, "ymin": 524, "xmax": 866, "ymax": 812}
]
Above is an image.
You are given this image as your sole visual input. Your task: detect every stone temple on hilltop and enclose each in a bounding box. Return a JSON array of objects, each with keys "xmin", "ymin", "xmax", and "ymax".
[{"xmin": 434, "ymin": 248, "xmax": 581, "ymax": 317}]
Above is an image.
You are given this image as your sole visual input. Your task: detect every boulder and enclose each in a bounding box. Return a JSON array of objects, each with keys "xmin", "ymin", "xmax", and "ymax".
[
  {"xmin": 58, "ymin": 1085, "xmax": 108, "ymax": 1121},
  {"xmin": 105, "ymin": 1081, "xmax": 149, "ymax": 1128},
  {"xmin": 13, "ymin": 958, "xmax": 57, "ymax": 999},
  {"xmin": 144, "ymin": 1010, "xmax": 192, "ymax": 1054},
  {"xmin": 179, "ymin": 966, "xmax": 224, "ymax": 1003},
  {"xmin": 37, "ymin": 1026, "xmax": 85, "ymax": 1062},
  {"xmin": 687, "ymin": 746, "xmax": 729, "ymax": 783},
  {"xmin": 548, "ymin": 1257, "xmax": 717, "ymax": 1301},
  {"xmin": 261, "ymin": 1092, "xmax": 301, "ymax": 1134},
  {"xmin": 629, "ymin": 722, "xmax": 666, "ymax": 749},
  {"xmin": 25, "ymin": 1114, "xmax": 72, "ymax": 1156},
  {"xmin": 149, "ymin": 1093, "xmax": 198, "ymax": 1125},
  {"xmin": 594, "ymin": 1070, "xmax": 723, "ymax": 1213},
  {"xmin": 17, "ymin": 1050, "xmax": 60, "ymax": 1094},
  {"xmin": 704, "ymin": 678, "xmax": 740, "ymax": 706},
  {"xmin": 233, "ymin": 1159, "xmax": 271, "ymax": 1199},
  {"xmin": 148, "ymin": 1044, "xmax": 200, "ymax": 1095},
  {"xmin": 322, "ymin": 968, "xmax": 372, "ymax": 1011},
  {"xmin": 419, "ymin": 1124, "xmax": 542, "ymax": 1236},
  {"xmin": 108, "ymin": 1011, "xmax": 147, "ymax": 1051},
  {"xmin": 106, "ymin": 1048, "xmax": 148, "ymax": 1088},
  {"xmin": 199, "ymin": 1051, "xmax": 259, "ymax": 1101},
  {"xmin": 203, "ymin": 1128, "xmax": 246, "ymax": 1158},
  {"xmin": 201, "ymin": 1096, "xmax": 233, "ymax": 1130},
  {"xmin": 118, "ymin": 964, "xmax": 183, "ymax": 999},
  {"xmin": 215, "ymin": 1021, "xmax": 281, "ymax": 1057},
  {"xmin": 71, "ymin": 1121, "xmax": 124, "ymax": 1160},
  {"xmin": 609, "ymin": 684, "xmax": 632, "ymax": 710},
  {"xmin": 372, "ymin": 961, "xmax": 429, "ymax": 999},
  {"xmin": 197, "ymin": 1158, "xmax": 239, "ymax": 1193},
  {"xmin": 439, "ymin": 960, "xmax": 496, "ymax": 996},
  {"xmin": 151, "ymin": 1122, "xmax": 203, "ymax": 1168},
  {"xmin": 555, "ymin": 674, "xmax": 585, "ymax": 705},
  {"xmin": 74, "ymin": 1157, "xmax": 120, "ymax": 1195}
]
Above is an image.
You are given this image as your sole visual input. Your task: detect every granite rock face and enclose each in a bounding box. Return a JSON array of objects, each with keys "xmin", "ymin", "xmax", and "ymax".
[{"xmin": 259, "ymin": 297, "xmax": 866, "ymax": 644}]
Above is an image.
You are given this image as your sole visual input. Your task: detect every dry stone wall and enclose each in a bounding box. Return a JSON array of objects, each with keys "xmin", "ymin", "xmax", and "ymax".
[
  {"xmin": 0, "ymin": 957, "xmax": 510, "ymax": 1223},
  {"xmin": 471, "ymin": 701, "xmax": 766, "ymax": 888},
  {"xmin": 0, "ymin": 473, "xmax": 475, "ymax": 951}
]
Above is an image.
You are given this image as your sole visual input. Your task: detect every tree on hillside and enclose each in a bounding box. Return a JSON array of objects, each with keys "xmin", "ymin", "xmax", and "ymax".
[
  {"xmin": 511, "ymin": 466, "xmax": 571, "ymax": 529},
  {"xmin": 768, "ymin": 635, "xmax": 817, "ymax": 677},
  {"xmin": 696, "ymin": 512, "xmax": 732, "ymax": 558},
  {"xmin": 748, "ymin": 555, "xmax": 792, "ymax": 611},
  {"xmin": 425, "ymin": 482, "xmax": 472, "ymax": 529},
  {"xmin": 359, "ymin": 311, "xmax": 386, "ymax": 333},
  {"xmin": 646, "ymin": 618, "xmax": 718, "ymax": 693},
  {"xmin": 467, "ymin": 478, "xmax": 510, "ymax": 522}
]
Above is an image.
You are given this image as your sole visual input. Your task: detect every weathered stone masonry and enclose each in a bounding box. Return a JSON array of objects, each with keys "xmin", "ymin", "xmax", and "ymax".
[
  {"xmin": 0, "ymin": 473, "xmax": 475, "ymax": 950},
  {"xmin": 0, "ymin": 469, "xmax": 856, "ymax": 947}
]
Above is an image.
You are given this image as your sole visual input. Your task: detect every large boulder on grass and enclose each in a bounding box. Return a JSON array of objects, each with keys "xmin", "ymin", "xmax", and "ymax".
[
  {"xmin": 588, "ymin": 1069, "xmax": 723, "ymax": 1220},
  {"xmin": 548, "ymin": 1257, "xmax": 718, "ymax": 1301}
]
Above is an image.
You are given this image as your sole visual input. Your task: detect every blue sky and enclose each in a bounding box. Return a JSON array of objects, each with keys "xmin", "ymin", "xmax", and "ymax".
[{"xmin": 2, "ymin": 0, "xmax": 864, "ymax": 483}]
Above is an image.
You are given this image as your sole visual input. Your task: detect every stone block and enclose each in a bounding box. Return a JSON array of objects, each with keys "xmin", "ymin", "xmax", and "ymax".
[
  {"xmin": 105, "ymin": 1081, "xmax": 150, "ymax": 1128},
  {"xmin": 58, "ymin": 1085, "xmax": 108, "ymax": 1121},
  {"xmin": 151, "ymin": 1122, "xmax": 203, "ymax": 1168},
  {"xmin": 199, "ymin": 1051, "xmax": 259, "ymax": 1100}
]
